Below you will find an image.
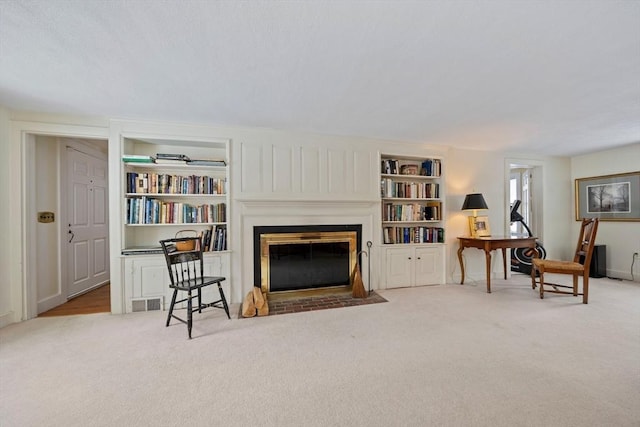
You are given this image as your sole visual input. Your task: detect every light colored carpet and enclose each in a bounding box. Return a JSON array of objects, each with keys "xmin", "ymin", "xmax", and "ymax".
[{"xmin": 1, "ymin": 274, "xmax": 639, "ymax": 427}]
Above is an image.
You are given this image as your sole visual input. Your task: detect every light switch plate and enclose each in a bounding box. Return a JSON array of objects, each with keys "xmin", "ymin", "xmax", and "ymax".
[{"xmin": 38, "ymin": 212, "xmax": 55, "ymax": 223}]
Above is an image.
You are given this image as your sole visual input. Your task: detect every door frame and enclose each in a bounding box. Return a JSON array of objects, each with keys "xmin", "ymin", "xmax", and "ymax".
[
  {"xmin": 504, "ymin": 158, "xmax": 544, "ymax": 240},
  {"xmin": 15, "ymin": 121, "xmax": 109, "ymax": 320}
]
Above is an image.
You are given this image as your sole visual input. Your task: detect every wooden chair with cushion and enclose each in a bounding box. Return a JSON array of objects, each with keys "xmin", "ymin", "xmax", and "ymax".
[
  {"xmin": 160, "ymin": 236, "xmax": 230, "ymax": 338},
  {"xmin": 531, "ymin": 218, "xmax": 599, "ymax": 304}
]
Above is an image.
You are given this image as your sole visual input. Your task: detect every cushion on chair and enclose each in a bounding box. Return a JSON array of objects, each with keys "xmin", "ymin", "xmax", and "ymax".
[{"xmin": 533, "ymin": 259, "xmax": 584, "ymax": 272}]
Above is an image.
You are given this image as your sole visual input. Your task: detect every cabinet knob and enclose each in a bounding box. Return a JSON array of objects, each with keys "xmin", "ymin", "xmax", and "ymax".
[
  {"xmin": 417, "ymin": 257, "xmax": 421, "ymax": 260},
  {"xmin": 408, "ymin": 257, "xmax": 412, "ymax": 260}
]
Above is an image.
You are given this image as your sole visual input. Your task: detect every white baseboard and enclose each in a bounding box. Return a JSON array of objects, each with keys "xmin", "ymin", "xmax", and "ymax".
[
  {"xmin": 0, "ymin": 311, "xmax": 15, "ymax": 328},
  {"xmin": 37, "ymin": 294, "xmax": 66, "ymax": 315},
  {"xmin": 605, "ymin": 269, "xmax": 639, "ymax": 282}
]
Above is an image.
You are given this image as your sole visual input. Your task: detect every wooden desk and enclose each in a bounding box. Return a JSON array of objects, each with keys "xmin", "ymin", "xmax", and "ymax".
[{"xmin": 457, "ymin": 236, "xmax": 537, "ymax": 293}]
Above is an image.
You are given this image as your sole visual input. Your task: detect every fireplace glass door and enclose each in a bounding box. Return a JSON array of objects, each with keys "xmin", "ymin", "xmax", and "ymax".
[{"xmin": 269, "ymin": 241, "xmax": 350, "ymax": 292}]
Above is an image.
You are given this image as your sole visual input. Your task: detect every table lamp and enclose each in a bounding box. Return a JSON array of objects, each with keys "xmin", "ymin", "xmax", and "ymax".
[{"xmin": 462, "ymin": 193, "xmax": 489, "ymax": 237}]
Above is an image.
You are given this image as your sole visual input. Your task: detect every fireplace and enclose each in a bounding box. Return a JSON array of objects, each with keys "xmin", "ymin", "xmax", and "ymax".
[{"xmin": 254, "ymin": 225, "xmax": 362, "ymax": 293}]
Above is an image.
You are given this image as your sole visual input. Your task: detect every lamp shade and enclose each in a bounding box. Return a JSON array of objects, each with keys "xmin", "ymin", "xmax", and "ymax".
[{"xmin": 462, "ymin": 193, "xmax": 488, "ymax": 211}]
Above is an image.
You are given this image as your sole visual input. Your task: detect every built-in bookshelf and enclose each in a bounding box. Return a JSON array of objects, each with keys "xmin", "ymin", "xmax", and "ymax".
[
  {"xmin": 380, "ymin": 154, "xmax": 446, "ymax": 288},
  {"xmin": 121, "ymin": 137, "xmax": 229, "ymax": 254},
  {"xmin": 117, "ymin": 132, "xmax": 232, "ymax": 314},
  {"xmin": 380, "ymin": 156, "xmax": 444, "ymax": 245}
]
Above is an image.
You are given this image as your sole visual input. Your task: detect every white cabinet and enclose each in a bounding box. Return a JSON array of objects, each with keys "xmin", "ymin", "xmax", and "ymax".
[
  {"xmin": 384, "ymin": 246, "xmax": 444, "ymax": 289},
  {"xmin": 123, "ymin": 252, "xmax": 230, "ymax": 312}
]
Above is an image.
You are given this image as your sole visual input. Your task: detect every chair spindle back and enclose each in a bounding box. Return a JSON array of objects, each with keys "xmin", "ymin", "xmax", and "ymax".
[
  {"xmin": 161, "ymin": 238, "xmax": 204, "ymax": 286},
  {"xmin": 573, "ymin": 218, "xmax": 599, "ymax": 265}
]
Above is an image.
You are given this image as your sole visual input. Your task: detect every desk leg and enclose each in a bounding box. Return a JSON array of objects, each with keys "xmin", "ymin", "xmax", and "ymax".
[
  {"xmin": 502, "ymin": 248, "xmax": 508, "ymax": 279},
  {"xmin": 484, "ymin": 250, "xmax": 492, "ymax": 293},
  {"xmin": 457, "ymin": 246, "xmax": 465, "ymax": 284}
]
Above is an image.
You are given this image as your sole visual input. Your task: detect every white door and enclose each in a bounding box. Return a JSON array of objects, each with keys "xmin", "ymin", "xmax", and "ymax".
[
  {"xmin": 67, "ymin": 148, "xmax": 110, "ymax": 297},
  {"xmin": 414, "ymin": 247, "xmax": 442, "ymax": 286}
]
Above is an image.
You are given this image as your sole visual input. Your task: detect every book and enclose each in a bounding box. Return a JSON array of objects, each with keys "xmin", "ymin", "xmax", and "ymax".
[
  {"xmin": 122, "ymin": 154, "xmax": 154, "ymax": 163},
  {"xmin": 156, "ymin": 153, "xmax": 190, "ymax": 161},
  {"xmin": 154, "ymin": 158, "xmax": 188, "ymax": 165},
  {"xmin": 121, "ymin": 246, "xmax": 163, "ymax": 255},
  {"xmin": 187, "ymin": 159, "xmax": 226, "ymax": 166}
]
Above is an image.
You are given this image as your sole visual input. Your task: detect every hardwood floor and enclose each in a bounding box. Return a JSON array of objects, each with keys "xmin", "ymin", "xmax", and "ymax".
[{"xmin": 39, "ymin": 283, "xmax": 111, "ymax": 317}]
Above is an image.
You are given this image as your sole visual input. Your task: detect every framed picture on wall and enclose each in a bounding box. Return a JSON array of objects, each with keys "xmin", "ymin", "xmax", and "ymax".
[
  {"xmin": 575, "ymin": 171, "xmax": 640, "ymax": 221},
  {"xmin": 469, "ymin": 215, "xmax": 491, "ymax": 237}
]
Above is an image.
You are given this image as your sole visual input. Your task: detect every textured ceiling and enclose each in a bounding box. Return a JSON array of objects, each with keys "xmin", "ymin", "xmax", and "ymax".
[{"xmin": 1, "ymin": 0, "xmax": 639, "ymax": 156}]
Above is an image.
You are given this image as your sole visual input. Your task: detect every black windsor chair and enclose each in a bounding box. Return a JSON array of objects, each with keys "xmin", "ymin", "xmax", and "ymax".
[{"xmin": 160, "ymin": 236, "xmax": 230, "ymax": 338}]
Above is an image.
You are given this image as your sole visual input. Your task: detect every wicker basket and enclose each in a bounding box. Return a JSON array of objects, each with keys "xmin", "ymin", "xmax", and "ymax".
[{"xmin": 175, "ymin": 230, "xmax": 198, "ymax": 251}]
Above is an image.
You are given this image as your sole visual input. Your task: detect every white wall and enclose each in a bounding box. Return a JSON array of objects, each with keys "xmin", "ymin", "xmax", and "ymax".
[
  {"xmin": 571, "ymin": 143, "xmax": 640, "ymax": 281},
  {"xmin": 34, "ymin": 136, "xmax": 61, "ymax": 313}
]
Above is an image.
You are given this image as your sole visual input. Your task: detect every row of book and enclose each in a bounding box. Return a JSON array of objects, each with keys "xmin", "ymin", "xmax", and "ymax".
[
  {"xmin": 126, "ymin": 197, "xmax": 226, "ymax": 224},
  {"xmin": 121, "ymin": 225, "xmax": 227, "ymax": 255},
  {"xmin": 122, "ymin": 153, "xmax": 226, "ymax": 167},
  {"xmin": 383, "ymin": 227, "xmax": 445, "ymax": 244},
  {"xmin": 383, "ymin": 203, "xmax": 441, "ymax": 221},
  {"xmin": 126, "ymin": 172, "xmax": 226, "ymax": 195},
  {"xmin": 381, "ymin": 159, "xmax": 442, "ymax": 177},
  {"xmin": 381, "ymin": 179, "xmax": 440, "ymax": 199},
  {"xmin": 200, "ymin": 225, "xmax": 227, "ymax": 252}
]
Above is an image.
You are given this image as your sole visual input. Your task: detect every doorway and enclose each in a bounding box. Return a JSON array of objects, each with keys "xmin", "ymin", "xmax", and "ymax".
[
  {"xmin": 507, "ymin": 160, "xmax": 544, "ymax": 275},
  {"xmin": 508, "ymin": 162, "xmax": 543, "ymax": 238},
  {"xmin": 29, "ymin": 135, "xmax": 110, "ymax": 315}
]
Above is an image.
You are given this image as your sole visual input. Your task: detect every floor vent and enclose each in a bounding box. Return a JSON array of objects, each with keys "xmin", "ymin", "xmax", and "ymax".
[{"xmin": 132, "ymin": 297, "xmax": 164, "ymax": 312}]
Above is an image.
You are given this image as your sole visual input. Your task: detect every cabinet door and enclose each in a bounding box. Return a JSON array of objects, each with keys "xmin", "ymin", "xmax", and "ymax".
[
  {"xmin": 414, "ymin": 247, "xmax": 443, "ymax": 286},
  {"xmin": 385, "ymin": 247, "xmax": 414, "ymax": 288},
  {"xmin": 131, "ymin": 257, "xmax": 169, "ymax": 298}
]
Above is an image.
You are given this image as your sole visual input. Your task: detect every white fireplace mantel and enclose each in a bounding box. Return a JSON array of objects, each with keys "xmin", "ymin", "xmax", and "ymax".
[{"xmin": 233, "ymin": 199, "xmax": 378, "ymax": 302}]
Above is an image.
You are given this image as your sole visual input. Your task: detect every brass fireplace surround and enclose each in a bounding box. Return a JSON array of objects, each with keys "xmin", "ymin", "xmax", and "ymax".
[{"xmin": 260, "ymin": 231, "xmax": 357, "ymax": 293}]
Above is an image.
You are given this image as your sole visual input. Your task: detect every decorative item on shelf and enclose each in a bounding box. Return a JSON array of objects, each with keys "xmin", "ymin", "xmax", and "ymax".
[
  {"xmin": 462, "ymin": 193, "xmax": 490, "ymax": 237},
  {"xmin": 400, "ymin": 164, "xmax": 419, "ymax": 175},
  {"xmin": 175, "ymin": 230, "xmax": 198, "ymax": 251}
]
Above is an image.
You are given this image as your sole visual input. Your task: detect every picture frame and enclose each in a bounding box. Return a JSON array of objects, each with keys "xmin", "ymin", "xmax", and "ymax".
[
  {"xmin": 469, "ymin": 215, "xmax": 491, "ymax": 237},
  {"xmin": 575, "ymin": 171, "xmax": 640, "ymax": 221}
]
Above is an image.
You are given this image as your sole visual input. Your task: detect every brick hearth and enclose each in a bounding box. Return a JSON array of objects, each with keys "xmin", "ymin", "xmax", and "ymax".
[{"xmin": 266, "ymin": 291, "xmax": 387, "ymax": 316}]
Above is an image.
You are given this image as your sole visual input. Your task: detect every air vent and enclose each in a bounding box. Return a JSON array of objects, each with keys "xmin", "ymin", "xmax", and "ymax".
[{"xmin": 131, "ymin": 297, "xmax": 164, "ymax": 312}]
